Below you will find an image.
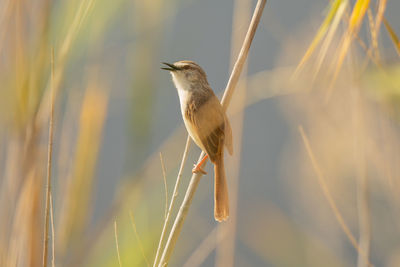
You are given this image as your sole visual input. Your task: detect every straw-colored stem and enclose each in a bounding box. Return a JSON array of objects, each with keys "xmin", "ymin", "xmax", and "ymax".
[
  {"xmin": 50, "ymin": 194, "xmax": 55, "ymax": 267},
  {"xmin": 352, "ymin": 87, "xmax": 370, "ymax": 267},
  {"xmin": 159, "ymin": 152, "xmax": 169, "ymax": 220},
  {"xmin": 356, "ymin": 146, "xmax": 370, "ymax": 267},
  {"xmin": 157, "ymin": 1, "xmax": 266, "ymax": 266},
  {"xmin": 129, "ymin": 211, "xmax": 150, "ymax": 267},
  {"xmin": 114, "ymin": 220, "xmax": 122, "ymax": 267},
  {"xmin": 42, "ymin": 48, "xmax": 55, "ymax": 267},
  {"xmin": 153, "ymin": 136, "xmax": 191, "ymax": 267},
  {"xmin": 299, "ymin": 125, "xmax": 372, "ymax": 267}
]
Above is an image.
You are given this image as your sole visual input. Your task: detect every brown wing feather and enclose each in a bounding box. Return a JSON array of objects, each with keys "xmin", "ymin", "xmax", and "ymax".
[
  {"xmin": 224, "ymin": 114, "xmax": 233, "ymax": 155},
  {"xmin": 185, "ymin": 91, "xmax": 227, "ymax": 162}
]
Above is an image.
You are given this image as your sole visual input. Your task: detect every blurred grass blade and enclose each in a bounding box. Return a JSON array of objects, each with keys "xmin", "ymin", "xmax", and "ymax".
[
  {"xmin": 312, "ymin": 0, "xmax": 348, "ymax": 82},
  {"xmin": 59, "ymin": 0, "xmax": 96, "ymax": 62},
  {"xmin": 374, "ymin": 0, "xmax": 386, "ymax": 36},
  {"xmin": 159, "ymin": 152, "xmax": 168, "ymax": 220},
  {"xmin": 129, "ymin": 211, "xmax": 150, "ymax": 267},
  {"xmin": 349, "ymin": 0, "xmax": 370, "ymax": 30},
  {"xmin": 0, "ymin": 0, "xmax": 13, "ymax": 60},
  {"xmin": 36, "ymin": 0, "xmax": 97, "ymax": 130},
  {"xmin": 298, "ymin": 126, "xmax": 372, "ymax": 266},
  {"xmin": 367, "ymin": 9, "xmax": 379, "ymax": 61},
  {"xmin": 114, "ymin": 220, "xmax": 122, "ymax": 267},
  {"xmin": 383, "ymin": 17, "xmax": 400, "ymax": 56},
  {"xmin": 57, "ymin": 75, "xmax": 108, "ymax": 252},
  {"xmin": 327, "ymin": 0, "xmax": 370, "ymax": 99},
  {"xmin": 293, "ymin": 0, "xmax": 343, "ymax": 77}
]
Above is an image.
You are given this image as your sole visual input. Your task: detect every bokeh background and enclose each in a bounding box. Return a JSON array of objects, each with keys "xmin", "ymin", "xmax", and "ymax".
[{"xmin": 1, "ymin": 0, "xmax": 400, "ymax": 266}]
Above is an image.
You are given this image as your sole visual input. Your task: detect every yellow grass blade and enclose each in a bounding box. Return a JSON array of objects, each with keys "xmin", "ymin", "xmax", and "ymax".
[
  {"xmin": 114, "ymin": 220, "xmax": 122, "ymax": 267},
  {"xmin": 367, "ymin": 9, "xmax": 379, "ymax": 61},
  {"xmin": 312, "ymin": 0, "xmax": 348, "ymax": 82},
  {"xmin": 383, "ymin": 17, "xmax": 400, "ymax": 56},
  {"xmin": 349, "ymin": 0, "xmax": 370, "ymax": 30},
  {"xmin": 293, "ymin": 0, "xmax": 343, "ymax": 77},
  {"xmin": 327, "ymin": 0, "xmax": 371, "ymax": 99},
  {"xmin": 374, "ymin": 0, "xmax": 386, "ymax": 35}
]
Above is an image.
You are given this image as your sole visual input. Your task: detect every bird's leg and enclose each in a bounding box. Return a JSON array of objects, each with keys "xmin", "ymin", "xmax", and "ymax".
[{"xmin": 192, "ymin": 154, "xmax": 209, "ymax": 174}]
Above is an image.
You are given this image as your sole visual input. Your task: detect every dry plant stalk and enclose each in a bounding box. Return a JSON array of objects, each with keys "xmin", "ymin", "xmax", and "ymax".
[
  {"xmin": 153, "ymin": 136, "xmax": 191, "ymax": 267},
  {"xmin": 383, "ymin": 17, "xmax": 400, "ymax": 56},
  {"xmin": 42, "ymin": 48, "xmax": 55, "ymax": 267},
  {"xmin": 351, "ymin": 83, "xmax": 371, "ymax": 267},
  {"xmin": 157, "ymin": 0, "xmax": 267, "ymax": 266},
  {"xmin": 159, "ymin": 152, "xmax": 169, "ymax": 220},
  {"xmin": 114, "ymin": 220, "xmax": 122, "ymax": 267},
  {"xmin": 50, "ymin": 194, "xmax": 55, "ymax": 267},
  {"xmin": 298, "ymin": 126, "xmax": 372, "ymax": 267},
  {"xmin": 129, "ymin": 211, "xmax": 150, "ymax": 267}
]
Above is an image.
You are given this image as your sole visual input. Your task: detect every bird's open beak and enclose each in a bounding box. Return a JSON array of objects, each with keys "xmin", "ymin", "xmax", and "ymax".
[{"xmin": 161, "ymin": 62, "xmax": 181, "ymax": 71}]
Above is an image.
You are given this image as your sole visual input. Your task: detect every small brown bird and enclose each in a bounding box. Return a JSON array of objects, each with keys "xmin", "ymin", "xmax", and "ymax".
[{"xmin": 162, "ymin": 60, "xmax": 233, "ymax": 222}]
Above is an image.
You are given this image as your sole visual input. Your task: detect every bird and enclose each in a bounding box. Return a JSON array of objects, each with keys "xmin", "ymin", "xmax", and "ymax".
[{"xmin": 162, "ymin": 60, "xmax": 233, "ymax": 222}]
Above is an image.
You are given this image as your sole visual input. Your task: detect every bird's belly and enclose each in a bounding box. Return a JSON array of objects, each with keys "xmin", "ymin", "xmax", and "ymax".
[
  {"xmin": 177, "ymin": 88, "xmax": 207, "ymax": 152},
  {"xmin": 182, "ymin": 113, "xmax": 206, "ymax": 152}
]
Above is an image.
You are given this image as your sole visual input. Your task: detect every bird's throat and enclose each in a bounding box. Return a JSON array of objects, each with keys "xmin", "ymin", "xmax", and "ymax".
[{"xmin": 172, "ymin": 74, "xmax": 193, "ymax": 112}]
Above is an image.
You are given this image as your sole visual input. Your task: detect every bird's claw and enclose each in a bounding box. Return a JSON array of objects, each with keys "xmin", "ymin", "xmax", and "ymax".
[{"xmin": 192, "ymin": 164, "xmax": 207, "ymax": 175}]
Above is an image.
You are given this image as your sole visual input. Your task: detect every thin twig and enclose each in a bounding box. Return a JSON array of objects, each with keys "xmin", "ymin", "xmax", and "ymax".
[
  {"xmin": 50, "ymin": 194, "xmax": 55, "ymax": 267},
  {"xmin": 351, "ymin": 85, "xmax": 370, "ymax": 267},
  {"xmin": 298, "ymin": 125, "xmax": 373, "ymax": 267},
  {"xmin": 157, "ymin": 1, "xmax": 267, "ymax": 266},
  {"xmin": 382, "ymin": 17, "xmax": 400, "ymax": 56},
  {"xmin": 42, "ymin": 47, "xmax": 55, "ymax": 267},
  {"xmin": 159, "ymin": 152, "xmax": 168, "ymax": 220},
  {"xmin": 114, "ymin": 220, "xmax": 122, "ymax": 267},
  {"xmin": 153, "ymin": 136, "xmax": 191, "ymax": 267},
  {"xmin": 367, "ymin": 9, "xmax": 379, "ymax": 61},
  {"xmin": 356, "ymin": 137, "xmax": 371, "ymax": 267},
  {"xmin": 129, "ymin": 211, "xmax": 150, "ymax": 267}
]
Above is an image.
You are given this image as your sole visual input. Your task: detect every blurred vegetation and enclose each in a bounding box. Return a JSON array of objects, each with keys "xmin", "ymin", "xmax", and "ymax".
[{"xmin": 0, "ymin": 0, "xmax": 399, "ymax": 266}]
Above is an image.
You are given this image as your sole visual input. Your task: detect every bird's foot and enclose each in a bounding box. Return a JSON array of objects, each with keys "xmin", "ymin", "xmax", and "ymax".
[
  {"xmin": 192, "ymin": 164, "xmax": 207, "ymax": 174},
  {"xmin": 192, "ymin": 154, "xmax": 209, "ymax": 174}
]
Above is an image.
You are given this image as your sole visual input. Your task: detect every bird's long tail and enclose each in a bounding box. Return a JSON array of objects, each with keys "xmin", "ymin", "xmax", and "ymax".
[{"xmin": 214, "ymin": 153, "xmax": 229, "ymax": 222}]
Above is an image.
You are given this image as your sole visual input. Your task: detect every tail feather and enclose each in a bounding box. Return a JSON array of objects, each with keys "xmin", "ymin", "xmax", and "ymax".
[{"xmin": 214, "ymin": 154, "xmax": 229, "ymax": 222}]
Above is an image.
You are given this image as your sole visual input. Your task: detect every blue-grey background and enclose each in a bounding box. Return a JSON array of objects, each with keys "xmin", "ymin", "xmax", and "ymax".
[{"xmin": 59, "ymin": 0, "xmax": 400, "ymax": 266}]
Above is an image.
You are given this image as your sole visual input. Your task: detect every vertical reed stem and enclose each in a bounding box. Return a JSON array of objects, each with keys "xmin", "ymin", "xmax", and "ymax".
[
  {"xmin": 42, "ymin": 48, "xmax": 55, "ymax": 267},
  {"xmin": 158, "ymin": 1, "xmax": 267, "ymax": 265}
]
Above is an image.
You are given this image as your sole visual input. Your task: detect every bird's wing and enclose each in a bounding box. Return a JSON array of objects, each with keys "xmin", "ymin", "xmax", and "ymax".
[
  {"xmin": 224, "ymin": 114, "xmax": 233, "ymax": 155},
  {"xmin": 185, "ymin": 94, "xmax": 226, "ymax": 163}
]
